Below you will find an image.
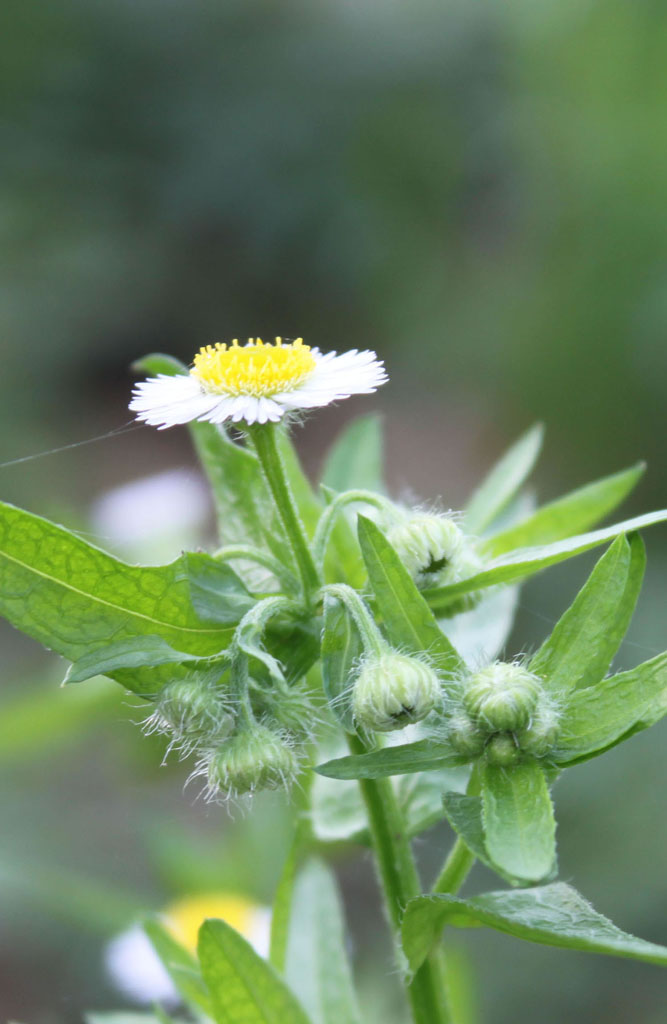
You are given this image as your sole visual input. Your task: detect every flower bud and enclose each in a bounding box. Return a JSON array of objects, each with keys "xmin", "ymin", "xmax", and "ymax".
[
  {"xmin": 463, "ymin": 662, "xmax": 541, "ymax": 732},
  {"xmin": 388, "ymin": 514, "xmax": 465, "ymax": 582},
  {"xmin": 485, "ymin": 732, "xmax": 520, "ymax": 767},
  {"xmin": 516, "ymin": 699, "xmax": 560, "ymax": 757},
  {"xmin": 254, "ymin": 683, "xmax": 316, "ymax": 741},
  {"xmin": 155, "ymin": 679, "xmax": 234, "ymax": 743},
  {"xmin": 387, "ymin": 513, "xmax": 483, "ymax": 613},
  {"xmin": 448, "ymin": 711, "xmax": 486, "ymax": 757},
  {"xmin": 206, "ymin": 725, "xmax": 299, "ymax": 796},
  {"xmin": 352, "ymin": 652, "xmax": 441, "ymax": 732}
]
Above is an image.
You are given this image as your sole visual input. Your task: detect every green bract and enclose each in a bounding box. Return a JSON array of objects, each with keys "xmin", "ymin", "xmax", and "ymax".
[{"xmin": 3, "ymin": 355, "xmax": 667, "ymax": 1024}]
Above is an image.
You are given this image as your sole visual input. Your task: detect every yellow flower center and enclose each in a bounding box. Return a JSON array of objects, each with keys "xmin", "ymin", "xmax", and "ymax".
[
  {"xmin": 191, "ymin": 337, "xmax": 316, "ymax": 397},
  {"xmin": 164, "ymin": 892, "xmax": 258, "ymax": 953}
]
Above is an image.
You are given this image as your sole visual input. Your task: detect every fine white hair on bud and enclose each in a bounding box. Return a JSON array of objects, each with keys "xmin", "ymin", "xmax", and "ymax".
[
  {"xmin": 351, "ymin": 652, "xmax": 442, "ymax": 732},
  {"xmin": 386, "ymin": 512, "xmax": 483, "ymax": 613},
  {"xmin": 463, "ymin": 661, "xmax": 542, "ymax": 733},
  {"xmin": 516, "ymin": 697, "xmax": 561, "ymax": 757},
  {"xmin": 448, "ymin": 711, "xmax": 486, "ymax": 757},
  {"xmin": 144, "ymin": 679, "xmax": 235, "ymax": 755},
  {"xmin": 201, "ymin": 725, "xmax": 300, "ymax": 800}
]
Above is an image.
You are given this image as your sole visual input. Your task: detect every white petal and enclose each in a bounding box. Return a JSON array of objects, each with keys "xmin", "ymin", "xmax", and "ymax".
[{"xmin": 130, "ymin": 375, "xmax": 221, "ymax": 429}]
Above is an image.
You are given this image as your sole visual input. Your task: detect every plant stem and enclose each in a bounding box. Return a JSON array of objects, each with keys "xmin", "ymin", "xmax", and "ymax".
[
  {"xmin": 247, "ymin": 423, "xmax": 321, "ymax": 605},
  {"xmin": 348, "ymin": 733, "xmax": 450, "ymax": 1024},
  {"xmin": 432, "ymin": 836, "xmax": 476, "ymax": 895}
]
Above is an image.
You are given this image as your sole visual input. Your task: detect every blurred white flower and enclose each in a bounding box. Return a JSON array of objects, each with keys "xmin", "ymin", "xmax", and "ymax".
[
  {"xmin": 130, "ymin": 337, "xmax": 387, "ymax": 428},
  {"xmin": 105, "ymin": 892, "xmax": 271, "ymax": 1006},
  {"xmin": 90, "ymin": 469, "xmax": 209, "ymax": 556}
]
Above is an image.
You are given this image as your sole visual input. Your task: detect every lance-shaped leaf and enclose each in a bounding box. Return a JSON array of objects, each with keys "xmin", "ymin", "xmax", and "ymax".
[
  {"xmin": 316, "ymin": 739, "xmax": 466, "ymax": 781},
  {"xmin": 484, "ymin": 462, "xmax": 645, "ymax": 556},
  {"xmin": 321, "ymin": 595, "xmax": 362, "ymax": 732},
  {"xmin": 464, "ymin": 424, "xmax": 544, "ymax": 536},
  {"xmin": 357, "ymin": 516, "xmax": 463, "ymax": 675},
  {"xmin": 481, "ymin": 763, "xmax": 556, "ymax": 884},
  {"xmin": 321, "ymin": 414, "xmax": 385, "ymax": 494},
  {"xmin": 553, "ymin": 651, "xmax": 667, "ymax": 765},
  {"xmin": 401, "ymin": 883, "xmax": 667, "ymax": 974},
  {"xmin": 198, "ymin": 918, "xmax": 312, "ymax": 1024},
  {"xmin": 64, "ymin": 635, "xmax": 229, "ymax": 684},
  {"xmin": 529, "ymin": 534, "xmax": 645, "ymax": 695},
  {"xmin": 144, "ymin": 919, "xmax": 213, "ymax": 1017},
  {"xmin": 285, "ymin": 859, "xmax": 363, "ymax": 1024},
  {"xmin": 0, "ymin": 502, "xmax": 237, "ymax": 696},
  {"xmin": 424, "ymin": 508, "xmax": 667, "ymax": 614}
]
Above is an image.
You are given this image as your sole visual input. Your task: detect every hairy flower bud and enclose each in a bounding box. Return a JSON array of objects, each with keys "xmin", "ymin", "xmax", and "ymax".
[
  {"xmin": 463, "ymin": 662, "xmax": 542, "ymax": 732},
  {"xmin": 448, "ymin": 711, "xmax": 486, "ymax": 757},
  {"xmin": 153, "ymin": 679, "xmax": 234, "ymax": 744},
  {"xmin": 387, "ymin": 513, "xmax": 483, "ymax": 613},
  {"xmin": 516, "ymin": 699, "xmax": 560, "ymax": 757},
  {"xmin": 485, "ymin": 732, "xmax": 520, "ymax": 767},
  {"xmin": 206, "ymin": 725, "xmax": 299, "ymax": 797},
  {"xmin": 352, "ymin": 652, "xmax": 441, "ymax": 732},
  {"xmin": 388, "ymin": 514, "xmax": 465, "ymax": 581}
]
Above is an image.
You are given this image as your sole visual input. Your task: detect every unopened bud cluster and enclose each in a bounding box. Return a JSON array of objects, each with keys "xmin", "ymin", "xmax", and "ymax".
[
  {"xmin": 449, "ymin": 661, "xmax": 560, "ymax": 765},
  {"xmin": 352, "ymin": 651, "xmax": 442, "ymax": 732},
  {"xmin": 147, "ymin": 674, "xmax": 313, "ymax": 799},
  {"xmin": 387, "ymin": 512, "xmax": 483, "ymax": 614}
]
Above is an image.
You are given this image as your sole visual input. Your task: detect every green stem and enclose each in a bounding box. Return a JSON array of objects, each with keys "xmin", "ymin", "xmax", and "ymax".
[
  {"xmin": 248, "ymin": 423, "xmax": 320, "ymax": 604},
  {"xmin": 348, "ymin": 733, "xmax": 450, "ymax": 1024},
  {"xmin": 432, "ymin": 837, "xmax": 475, "ymax": 895},
  {"xmin": 432, "ymin": 765, "xmax": 482, "ymax": 895},
  {"xmin": 321, "ymin": 583, "xmax": 387, "ymax": 657},
  {"xmin": 312, "ymin": 489, "xmax": 395, "ymax": 570}
]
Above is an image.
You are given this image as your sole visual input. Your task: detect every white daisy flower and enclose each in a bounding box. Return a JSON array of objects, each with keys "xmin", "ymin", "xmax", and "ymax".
[{"xmin": 130, "ymin": 337, "xmax": 387, "ymax": 428}]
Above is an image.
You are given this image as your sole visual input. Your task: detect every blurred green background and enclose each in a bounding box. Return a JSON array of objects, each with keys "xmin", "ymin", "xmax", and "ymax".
[{"xmin": 1, "ymin": 0, "xmax": 666, "ymax": 1021}]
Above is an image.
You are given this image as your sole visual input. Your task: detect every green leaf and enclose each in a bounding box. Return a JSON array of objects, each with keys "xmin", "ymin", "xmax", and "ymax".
[
  {"xmin": 321, "ymin": 414, "xmax": 384, "ymax": 494},
  {"xmin": 553, "ymin": 651, "xmax": 667, "ymax": 765},
  {"xmin": 399, "ymin": 767, "xmax": 471, "ymax": 838},
  {"xmin": 311, "ymin": 772, "xmax": 368, "ymax": 843},
  {"xmin": 285, "ymin": 859, "xmax": 362, "ymax": 1024},
  {"xmin": 441, "ymin": 793, "xmax": 492, "ymax": 871},
  {"xmin": 529, "ymin": 534, "xmax": 645, "ymax": 695},
  {"xmin": 269, "ymin": 840, "xmax": 301, "ymax": 974},
  {"xmin": 316, "ymin": 740, "xmax": 466, "ymax": 781},
  {"xmin": 424, "ymin": 508, "xmax": 667, "ymax": 613},
  {"xmin": 484, "ymin": 463, "xmax": 645, "ymax": 556},
  {"xmin": 321, "ymin": 595, "xmax": 362, "ymax": 732},
  {"xmin": 144, "ymin": 919, "xmax": 213, "ymax": 1017},
  {"xmin": 357, "ymin": 516, "xmax": 463, "ymax": 675},
  {"xmin": 64, "ymin": 635, "xmax": 227, "ymax": 684},
  {"xmin": 132, "ymin": 353, "xmax": 188, "ymax": 377},
  {"xmin": 401, "ymin": 883, "xmax": 667, "ymax": 974},
  {"xmin": 198, "ymin": 918, "xmax": 312, "ymax": 1024},
  {"xmin": 185, "ymin": 553, "xmax": 255, "ymax": 622},
  {"xmin": 464, "ymin": 424, "xmax": 543, "ymax": 536},
  {"xmin": 0, "ymin": 502, "xmax": 236, "ymax": 696},
  {"xmin": 481, "ymin": 762, "xmax": 556, "ymax": 884}
]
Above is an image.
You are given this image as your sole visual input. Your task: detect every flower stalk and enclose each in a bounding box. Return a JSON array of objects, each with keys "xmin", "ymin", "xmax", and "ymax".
[{"xmin": 247, "ymin": 422, "xmax": 321, "ymax": 605}]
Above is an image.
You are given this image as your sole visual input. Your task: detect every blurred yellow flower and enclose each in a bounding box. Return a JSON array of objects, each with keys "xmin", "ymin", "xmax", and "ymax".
[{"xmin": 105, "ymin": 891, "xmax": 270, "ymax": 1005}]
